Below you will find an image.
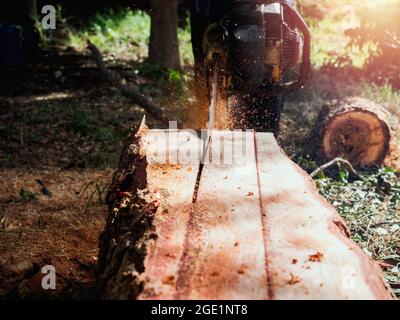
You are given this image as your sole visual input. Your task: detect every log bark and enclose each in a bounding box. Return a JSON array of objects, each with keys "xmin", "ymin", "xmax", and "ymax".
[
  {"xmin": 310, "ymin": 97, "xmax": 392, "ymax": 167},
  {"xmin": 98, "ymin": 124, "xmax": 394, "ymax": 300}
]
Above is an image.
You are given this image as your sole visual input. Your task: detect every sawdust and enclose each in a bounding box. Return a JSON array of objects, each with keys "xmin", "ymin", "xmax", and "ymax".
[
  {"xmin": 288, "ymin": 273, "xmax": 301, "ymax": 285},
  {"xmin": 308, "ymin": 252, "xmax": 324, "ymax": 262}
]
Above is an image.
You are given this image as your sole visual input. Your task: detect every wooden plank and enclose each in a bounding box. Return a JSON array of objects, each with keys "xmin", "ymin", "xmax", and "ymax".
[
  {"xmin": 174, "ymin": 131, "xmax": 269, "ymax": 300},
  {"xmin": 100, "ymin": 128, "xmax": 393, "ymax": 300},
  {"xmin": 138, "ymin": 130, "xmax": 201, "ymax": 299},
  {"xmin": 254, "ymin": 132, "xmax": 393, "ymax": 300}
]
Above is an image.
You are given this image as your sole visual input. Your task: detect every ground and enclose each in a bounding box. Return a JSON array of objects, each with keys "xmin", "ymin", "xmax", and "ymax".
[
  {"xmin": 0, "ymin": 169, "xmax": 110, "ymax": 299},
  {"xmin": 0, "ymin": 48, "xmax": 185, "ymax": 299},
  {"xmin": 0, "ymin": 3, "xmax": 399, "ymax": 299}
]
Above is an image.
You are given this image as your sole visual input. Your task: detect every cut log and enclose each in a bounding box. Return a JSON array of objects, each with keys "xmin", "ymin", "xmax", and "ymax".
[
  {"xmin": 98, "ymin": 123, "xmax": 394, "ymax": 300},
  {"xmin": 310, "ymin": 97, "xmax": 392, "ymax": 167}
]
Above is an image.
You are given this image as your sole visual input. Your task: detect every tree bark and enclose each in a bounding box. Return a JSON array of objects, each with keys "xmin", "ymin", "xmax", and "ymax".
[
  {"xmin": 98, "ymin": 125, "xmax": 394, "ymax": 300},
  {"xmin": 310, "ymin": 97, "xmax": 393, "ymax": 167},
  {"xmin": 25, "ymin": 0, "xmax": 37, "ymax": 19},
  {"xmin": 149, "ymin": 0, "xmax": 181, "ymax": 70}
]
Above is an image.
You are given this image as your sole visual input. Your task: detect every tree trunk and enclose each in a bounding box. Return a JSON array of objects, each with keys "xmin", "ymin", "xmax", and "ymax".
[
  {"xmin": 310, "ymin": 97, "xmax": 393, "ymax": 167},
  {"xmin": 98, "ymin": 122, "xmax": 394, "ymax": 300},
  {"xmin": 149, "ymin": 0, "xmax": 181, "ymax": 70},
  {"xmin": 25, "ymin": 0, "xmax": 37, "ymax": 19}
]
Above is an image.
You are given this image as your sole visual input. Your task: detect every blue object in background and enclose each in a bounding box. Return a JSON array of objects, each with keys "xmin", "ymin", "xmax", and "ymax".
[{"xmin": 0, "ymin": 24, "xmax": 23, "ymax": 65}]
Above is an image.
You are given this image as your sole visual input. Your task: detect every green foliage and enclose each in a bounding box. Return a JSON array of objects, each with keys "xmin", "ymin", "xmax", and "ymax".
[
  {"xmin": 66, "ymin": 9, "xmax": 193, "ymax": 65},
  {"xmin": 168, "ymin": 68, "xmax": 182, "ymax": 83},
  {"xmin": 338, "ymin": 169, "xmax": 349, "ymax": 184},
  {"xmin": 68, "ymin": 9, "xmax": 151, "ymax": 59},
  {"xmin": 296, "ymin": 156, "xmax": 317, "ymax": 172},
  {"xmin": 177, "ymin": 17, "xmax": 194, "ymax": 65},
  {"xmin": 347, "ymin": 1, "xmax": 400, "ymax": 88},
  {"xmin": 299, "ymin": 0, "xmax": 400, "ymax": 89},
  {"xmin": 136, "ymin": 61, "xmax": 190, "ymax": 98},
  {"xmin": 303, "ymin": 4, "xmax": 376, "ymax": 69}
]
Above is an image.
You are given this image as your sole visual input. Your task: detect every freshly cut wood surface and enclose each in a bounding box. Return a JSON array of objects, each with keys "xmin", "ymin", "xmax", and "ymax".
[
  {"xmin": 139, "ymin": 130, "xmax": 200, "ymax": 299},
  {"xmin": 255, "ymin": 133, "xmax": 392, "ymax": 299},
  {"xmin": 99, "ymin": 127, "xmax": 394, "ymax": 300},
  {"xmin": 174, "ymin": 131, "xmax": 267, "ymax": 300},
  {"xmin": 312, "ymin": 98, "xmax": 392, "ymax": 167}
]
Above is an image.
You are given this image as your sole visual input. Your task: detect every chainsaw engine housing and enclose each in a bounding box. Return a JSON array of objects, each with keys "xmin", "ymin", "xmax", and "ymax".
[
  {"xmin": 190, "ymin": 0, "xmax": 310, "ymax": 133},
  {"xmin": 226, "ymin": 0, "xmax": 309, "ymax": 93}
]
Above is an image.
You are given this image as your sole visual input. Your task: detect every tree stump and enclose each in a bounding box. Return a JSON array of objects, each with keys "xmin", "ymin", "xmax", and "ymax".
[
  {"xmin": 98, "ymin": 121, "xmax": 394, "ymax": 300},
  {"xmin": 311, "ymin": 97, "xmax": 392, "ymax": 167}
]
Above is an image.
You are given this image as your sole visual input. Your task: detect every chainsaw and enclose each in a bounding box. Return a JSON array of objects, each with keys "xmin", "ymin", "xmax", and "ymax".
[{"xmin": 191, "ymin": 0, "xmax": 311, "ymax": 135}]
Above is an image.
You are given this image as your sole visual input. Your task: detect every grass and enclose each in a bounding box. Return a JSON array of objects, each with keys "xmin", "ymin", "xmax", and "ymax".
[
  {"xmin": 66, "ymin": 9, "xmax": 193, "ymax": 65},
  {"xmin": 67, "ymin": 9, "xmax": 151, "ymax": 60}
]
